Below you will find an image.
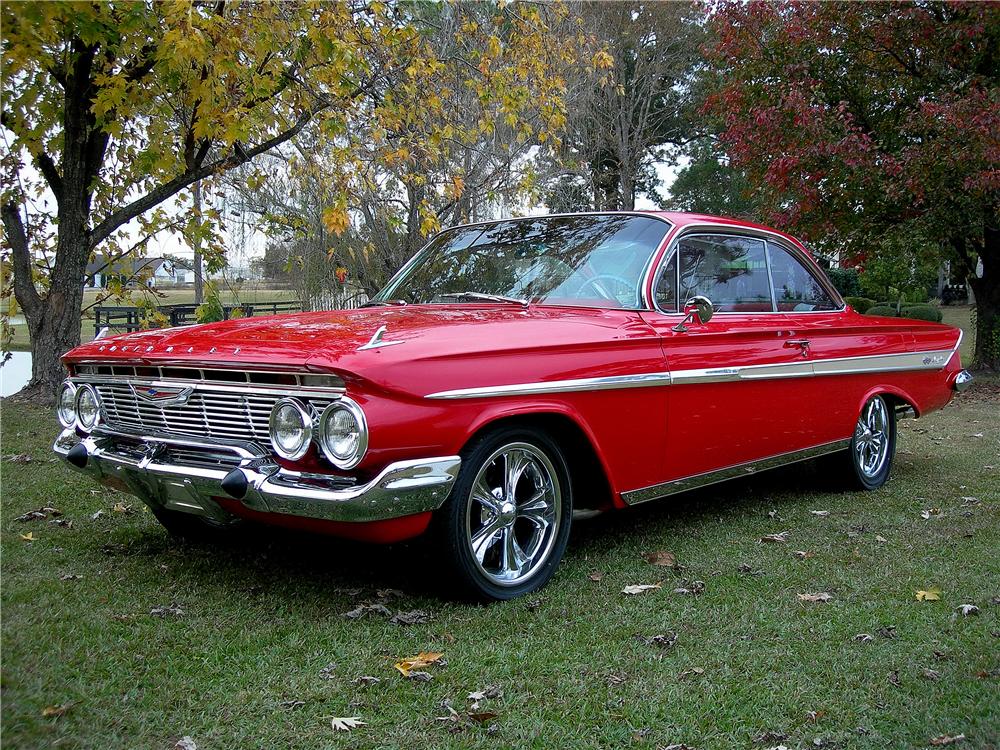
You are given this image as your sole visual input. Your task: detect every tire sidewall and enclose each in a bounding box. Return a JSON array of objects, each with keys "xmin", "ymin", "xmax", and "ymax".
[
  {"xmin": 439, "ymin": 426, "xmax": 574, "ymax": 601},
  {"xmin": 850, "ymin": 395, "xmax": 897, "ymax": 490}
]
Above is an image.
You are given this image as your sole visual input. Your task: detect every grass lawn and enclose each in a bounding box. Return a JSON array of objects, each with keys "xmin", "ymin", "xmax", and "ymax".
[
  {"xmin": 1, "ymin": 384, "xmax": 997, "ymax": 749},
  {"xmin": 6, "ymin": 286, "xmax": 298, "ymax": 352}
]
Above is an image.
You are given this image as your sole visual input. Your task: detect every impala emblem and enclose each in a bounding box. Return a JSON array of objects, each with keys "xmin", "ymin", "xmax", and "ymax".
[{"xmin": 132, "ymin": 384, "xmax": 194, "ymax": 406}]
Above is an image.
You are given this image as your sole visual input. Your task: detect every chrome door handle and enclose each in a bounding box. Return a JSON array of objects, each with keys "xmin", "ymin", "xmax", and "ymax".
[{"xmin": 784, "ymin": 339, "xmax": 811, "ymax": 357}]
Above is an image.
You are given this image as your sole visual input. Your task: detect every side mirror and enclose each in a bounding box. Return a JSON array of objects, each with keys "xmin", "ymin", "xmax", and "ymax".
[{"xmin": 672, "ymin": 295, "xmax": 714, "ymax": 332}]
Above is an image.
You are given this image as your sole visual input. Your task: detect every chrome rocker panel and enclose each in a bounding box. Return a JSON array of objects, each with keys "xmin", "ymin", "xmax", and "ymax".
[{"xmin": 54, "ymin": 427, "xmax": 460, "ymax": 524}]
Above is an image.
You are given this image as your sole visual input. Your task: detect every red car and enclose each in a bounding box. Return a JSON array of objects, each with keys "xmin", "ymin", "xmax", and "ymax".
[{"xmin": 54, "ymin": 212, "xmax": 971, "ymax": 600}]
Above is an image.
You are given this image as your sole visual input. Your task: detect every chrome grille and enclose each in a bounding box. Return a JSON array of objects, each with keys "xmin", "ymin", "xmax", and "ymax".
[{"xmin": 93, "ymin": 383, "xmax": 334, "ymax": 442}]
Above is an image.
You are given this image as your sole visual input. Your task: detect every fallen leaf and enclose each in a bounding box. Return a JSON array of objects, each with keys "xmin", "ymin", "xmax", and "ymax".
[
  {"xmin": 334, "ymin": 587, "xmax": 362, "ymax": 597},
  {"xmin": 916, "ymin": 588, "xmax": 942, "ymax": 601},
  {"xmin": 343, "ymin": 603, "xmax": 392, "ymax": 620},
  {"xmin": 467, "ymin": 686, "xmax": 502, "ymax": 703},
  {"xmin": 768, "ymin": 510, "xmax": 783, "ymax": 521},
  {"xmin": 929, "ymin": 734, "xmax": 965, "ymax": 746},
  {"xmin": 809, "ymin": 510, "xmax": 830, "ymax": 517},
  {"xmin": 376, "ymin": 588, "xmax": 403, "ymax": 600},
  {"xmin": 956, "ymin": 604, "xmax": 980, "ymax": 616},
  {"xmin": 662, "ymin": 744, "xmax": 699, "ymax": 750},
  {"xmin": 318, "ymin": 663, "xmax": 337, "ymax": 680},
  {"xmin": 42, "ymin": 703, "xmax": 72, "ymax": 718},
  {"xmin": 642, "ymin": 551, "xmax": 676, "ymax": 567},
  {"xmin": 174, "ymin": 738, "xmax": 197, "ymax": 750},
  {"xmin": 673, "ymin": 580, "xmax": 705, "ymax": 596},
  {"xmin": 875, "ymin": 625, "xmax": 897, "ymax": 639},
  {"xmin": 354, "ymin": 676, "xmax": 380, "ymax": 686},
  {"xmin": 467, "ymin": 711, "xmax": 498, "ymax": 724},
  {"xmin": 19, "ymin": 532, "xmax": 35, "ymax": 541},
  {"xmin": 921, "ymin": 508, "xmax": 942, "ymax": 519},
  {"xmin": 638, "ymin": 632, "xmax": 677, "ymax": 649},
  {"xmin": 588, "ymin": 570, "xmax": 603, "ymax": 582},
  {"xmin": 798, "ymin": 592, "xmax": 833, "ymax": 603},
  {"xmin": 760, "ymin": 531, "xmax": 789, "ymax": 543},
  {"xmin": 622, "ymin": 583, "xmax": 661, "ymax": 595},
  {"xmin": 6, "ymin": 453, "xmax": 32, "ymax": 463},
  {"xmin": 59, "ymin": 573, "xmax": 82, "ymax": 581},
  {"xmin": 960, "ymin": 496, "xmax": 980, "ymax": 506},
  {"xmin": 150, "ymin": 603, "xmax": 184, "ymax": 617},
  {"xmin": 394, "ymin": 651, "xmax": 444, "ymax": 677},
  {"xmin": 90, "ymin": 510, "xmax": 104, "ymax": 521},
  {"xmin": 15, "ymin": 506, "xmax": 60, "ymax": 521},
  {"xmin": 390, "ymin": 609, "xmax": 432, "ymax": 626},
  {"xmin": 49, "ymin": 518, "xmax": 73, "ymax": 529},
  {"xmin": 853, "ymin": 633, "xmax": 874, "ymax": 643},
  {"xmin": 678, "ymin": 667, "xmax": 705, "ymax": 680},
  {"xmin": 975, "ymin": 668, "xmax": 1000, "ymax": 679},
  {"xmin": 921, "ymin": 668, "xmax": 941, "ymax": 681},
  {"xmin": 888, "ymin": 670, "xmax": 902, "ymax": 687},
  {"xmin": 279, "ymin": 699, "xmax": 305, "ymax": 710},
  {"xmin": 112, "ymin": 502, "xmax": 133, "ymax": 514},
  {"xmin": 405, "ymin": 670, "xmax": 433, "ymax": 682},
  {"xmin": 875, "ymin": 535, "xmax": 888, "ymax": 543},
  {"xmin": 329, "ymin": 716, "xmax": 366, "ymax": 732},
  {"xmin": 525, "ymin": 598, "xmax": 542, "ymax": 611},
  {"xmin": 806, "ymin": 709, "xmax": 826, "ymax": 722},
  {"xmin": 753, "ymin": 731, "xmax": 788, "ymax": 744}
]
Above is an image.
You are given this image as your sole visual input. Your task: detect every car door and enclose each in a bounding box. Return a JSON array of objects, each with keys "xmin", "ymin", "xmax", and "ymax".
[{"xmin": 637, "ymin": 232, "xmax": 826, "ymax": 494}]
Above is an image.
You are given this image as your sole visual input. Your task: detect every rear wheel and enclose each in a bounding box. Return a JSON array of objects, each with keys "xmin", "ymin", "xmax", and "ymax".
[
  {"xmin": 436, "ymin": 427, "xmax": 573, "ymax": 601},
  {"xmin": 842, "ymin": 394, "xmax": 897, "ymax": 490}
]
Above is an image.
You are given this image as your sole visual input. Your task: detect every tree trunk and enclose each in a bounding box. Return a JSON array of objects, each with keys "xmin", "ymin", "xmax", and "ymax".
[
  {"xmin": 192, "ymin": 180, "xmax": 204, "ymax": 304},
  {"xmin": 968, "ymin": 225, "xmax": 999, "ymax": 370}
]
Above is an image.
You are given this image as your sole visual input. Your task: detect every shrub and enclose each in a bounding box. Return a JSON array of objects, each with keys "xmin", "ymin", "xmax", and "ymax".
[
  {"xmin": 866, "ymin": 305, "xmax": 899, "ymax": 317},
  {"xmin": 844, "ymin": 296, "xmax": 876, "ymax": 313},
  {"xmin": 900, "ymin": 304, "xmax": 943, "ymax": 323},
  {"xmin": 825, "ymin": 267, "xmax": 862, "ymax": 298}
]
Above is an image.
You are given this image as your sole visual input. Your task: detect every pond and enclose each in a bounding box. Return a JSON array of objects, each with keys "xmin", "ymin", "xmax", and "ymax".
[{"xmin": 1, "ymin": 351, "xmax": 32, "ymax": 398}]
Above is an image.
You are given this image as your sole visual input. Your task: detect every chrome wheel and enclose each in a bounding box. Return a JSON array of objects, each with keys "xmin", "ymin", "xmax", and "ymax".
[
  {"xmin": 854, "ymin": 397, "xmax": 890, "ymax": 479},
  {"xmin": 465, "ymin": 441, "xmax": 561, "ymax": 587}
]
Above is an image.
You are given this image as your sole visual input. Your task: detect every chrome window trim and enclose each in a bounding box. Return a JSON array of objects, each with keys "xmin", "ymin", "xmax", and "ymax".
[
  {"xmin": 374, "ymin": 212, "xmax": 674, "ymax": 312},
  {"xmin": 424, "ymin": 346, "xmax": 958, "ymax": 399},
  {"xmin": 621, "ymin": 438, "xmax": 853, "ymax": 505},
  {"xmin": 646, "ymin": 223, "xmax": 847, "ymax": 316}
]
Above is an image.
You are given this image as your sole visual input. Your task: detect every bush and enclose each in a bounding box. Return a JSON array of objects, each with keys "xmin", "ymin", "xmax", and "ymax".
[
  {"xmin": 866, "ymin": 305, "xmax": 899, "ymax": 317},
  {"xmin": 825, "ymin": 267, "xmax": 862, "ymax": 298},
  {"xmin": 844, "ymin": 296, "xmax": 876, "ymax": 313},
  {"xmin": 900, "ymin": 304, "xmax": 943, "ymax": 323}
]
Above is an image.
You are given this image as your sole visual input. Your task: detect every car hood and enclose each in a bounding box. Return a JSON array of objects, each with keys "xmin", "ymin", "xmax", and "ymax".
[{"xmin": 64, "ymin": 305, "xmax": 660, "ymax": 393}]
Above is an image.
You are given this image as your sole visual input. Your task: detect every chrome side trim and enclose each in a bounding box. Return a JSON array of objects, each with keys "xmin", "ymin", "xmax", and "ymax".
[
  {"xmin": 426, "ymin": 371, "xmax": 672, "ymax": 400},
  {"xmin": 621, "ymin": 439, "xmax": 852, "ymax": 505},
  {"xmin": 425, "ymin": 348, "xmax": 955, "ymax": 399}
]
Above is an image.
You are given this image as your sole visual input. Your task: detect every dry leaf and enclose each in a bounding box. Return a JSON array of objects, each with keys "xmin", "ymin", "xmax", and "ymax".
[
  {"xmin": 174, "ymin": 738, "xmax": 197, "ymax": 750},
  {"xmin": 405, "ymin": 670, "xmax": 433, "ymax": 682},
  {"xmin": 921, "ymin": 508, "xmax": 942, "ymax": 519},
  {"xmin": 376, "ymin": 588, "xmax": 403, "ymax": 600},
  {"xmin": 875, "ymin": 625, "xmax": 897, "ymax": 639},
  {"xmin": 888, "ymin": 670, "xmax": 902, "ymax": 687},
  {"xmin": 642, "ymin": 551, "xmax": 676, "ymax": 567},
  {"xmin": 956, "ymin": 604, "xmax": 980, "ymax": 616},
  {"xmin": 809, "ymin": 510, "xmax": 830, "ymax": 517},
  {"xmin": 19, "ymin": 532, "xmax": 35, "ymax": 541},
  {"xmin": 318, "ymin": 663, "xmax": 337, "ymax": 680},
  {"xmin": 279, "ymin": 699, "xmax": 306, "ymax": 710},
  {"xmin": 678, "ymin": 667, "xmax": 705, "ymax": 680},
  {"xmin": 467, "ymin": 711, "xmax": 498, "ymax": 724},
  {"xmin": 390, "ymin": 609, "xmax": 432, "ymax": 626},
  {"xmin": 622, "ymin": 583, "xmax": 661, "ymax": 595},
  {"xmin": 662, "ymin": 744, "xmax": 699, "ymax": 750},
  {"xmin": 112, "ymin": 502, "xmax": 132, "ymax": 514},
  {"xmin": 638, "ymin": 632, "xmax": 678, "ymax": 649},
  {"xmin": 921, "ymin": 668, "xmax": 941, "ymax": 681},
  {"xmin": 468, "ymin": 686, "xmax": 502, "ymax": 704},
  {"xmin": 90, "ymin": 510, "xmax": 104, "ymax": 521},
  {"xmin": 329, "ymin": 716, "xmax": 366, "ymax": 732},
  {"xmin": 588, "ymin": 570, "xmax": 603, "ymax": 582},
  {"xmin": 42, "ymin": 703, "xmax": 72, "ymax": 718},
  {"xmin": 6, "ymin": 453, "xmax": 33, "ymax": 463},
  {"xmin": 793, "ymin": 550, "xmax": 816, "ymax": 559},
  {"xmin": 853, "ymin": 633, "xmax": 874, "ymax": 643},
  {"xmin": 354, "ymin": 676, "xmax": 380, "ymax": 686},
  {"xmin": 798, "ymin": 592, "xmax": 833, "ymax": 603},
  {"xmin": 929, "ymin": 734, "xmax": 965, "ymax": 746},
  {"xmin": 343, "ymin": 603, "xmax": 392, "ymax": 620},
  {"xmin": 394, "ymin": 651, "xmax": 444, "ymax": 677},
  {"xmin": 58, "ymin": 573, "xmax": 82, "ymax": 581},
  {"xmin": 761, "ymin": 532, "xmax": 789, "ymax": 543},
  {"xmin": 673, "ymin": 580, "xmax": 705, "ymax": 596},
  {"xmin": 875, "ymin": 534, "xmax": 888, "ymax": 543},
  {"xmin": 916, "ymin": 588, "xmax": 942, "ymax": 601},
  {"xmin": 150, "ymin": 603, "xmax": 184, "ymax": 617}
]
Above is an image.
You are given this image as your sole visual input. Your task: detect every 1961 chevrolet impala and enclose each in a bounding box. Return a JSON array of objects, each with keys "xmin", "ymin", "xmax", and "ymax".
[{"xmin": 54, "ymin": 212, "xmax": 972, "ymax": 599}]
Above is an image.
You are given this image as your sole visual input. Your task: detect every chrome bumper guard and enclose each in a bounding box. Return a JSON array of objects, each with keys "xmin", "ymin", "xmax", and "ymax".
[
  {"xmin": 54, "ymin": 427, "xmax": 460, "ymax": 524},
  {"xmin": 953, "ymin": 369, "xmax": 973, "ymax": 393}
]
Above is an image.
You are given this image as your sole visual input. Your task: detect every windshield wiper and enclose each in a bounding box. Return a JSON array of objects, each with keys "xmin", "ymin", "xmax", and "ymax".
[
  {"xmin": 440, "ymin": 291, "xmax": 528, "ymax": 307},
  {"xmin": 361, "ymin": 299, "xmax": 408, "ymax": 307}
]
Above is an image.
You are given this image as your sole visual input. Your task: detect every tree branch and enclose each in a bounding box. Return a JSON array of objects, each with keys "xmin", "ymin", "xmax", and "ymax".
[
  {"xmin": 1, "ymin": 200, "xmax": 43, "ymax": 318},
  {"xmin": 0, "ymin": 111, "xmax": 65, "ymax": 201},
  {"xmin": 89, "ymin": 106, "xmax": 327, "ymax": 248}
]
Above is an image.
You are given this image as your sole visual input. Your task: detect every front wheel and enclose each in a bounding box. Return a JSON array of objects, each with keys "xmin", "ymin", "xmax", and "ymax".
[
  {"xmin": 843, "ymin": 394, "xmax": 897, "ymax": 490},
  {"xmin": 436, "ymin": 427, "xmax": 573, "ymax": 601}
]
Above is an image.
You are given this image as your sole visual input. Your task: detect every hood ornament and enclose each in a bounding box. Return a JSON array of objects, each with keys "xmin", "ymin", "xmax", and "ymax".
[{"xmin": 357, "ymin": 324, "xmax": 404, "ymax": 351}]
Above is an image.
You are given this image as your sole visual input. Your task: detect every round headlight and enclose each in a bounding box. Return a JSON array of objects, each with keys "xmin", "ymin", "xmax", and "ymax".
[
  {"xmin": 269, "ymin": 398, "xmax": 313, "ymax": 460},
  {"xmin": 57, "ymin": 381, "xmax": 77, "ymax": 428},
  {"xmin": 319, "ymin": 398, "xmax": 368, "ymax": 469},
  {"xmin": 74, "ymin": 384, "xmax": 101, "ymax": 431}
]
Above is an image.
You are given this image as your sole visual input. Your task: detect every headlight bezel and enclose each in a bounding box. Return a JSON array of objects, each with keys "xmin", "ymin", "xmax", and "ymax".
[
  {"xmin": 268, "ymin": 397, "xmax": 314, "ymax": 461},
  {"xmin": 57, "ymin": 380, "xmax": 78, "ymax": 428},
  {"xmin": 74, "ymin": 383, "xmax": 101, "ymax": 431},
  {"xmin": 318, "ymin": 397, "xmax": 368, "ymax": 469}
]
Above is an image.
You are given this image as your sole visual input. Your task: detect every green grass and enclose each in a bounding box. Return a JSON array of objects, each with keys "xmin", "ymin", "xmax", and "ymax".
[
  {"xmin": 6, "ymin": 286, "xmax": 298, "ymax": 352},
  {"xmin": 2, "ymin": 389, "xmax": 999, "ymax": 750}
]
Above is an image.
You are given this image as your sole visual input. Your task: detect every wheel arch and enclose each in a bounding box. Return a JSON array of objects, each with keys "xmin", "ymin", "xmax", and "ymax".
[
  {"xmin": 857, "ymin": 384, "xmax": 920, "ymax": 419},
  {"xmin": 462, "ymin": 406, "xmax": 617, "ymax": 512}
]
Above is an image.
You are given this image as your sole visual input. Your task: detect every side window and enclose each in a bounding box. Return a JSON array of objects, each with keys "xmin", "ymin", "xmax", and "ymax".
[
  {"xmin": 654, "ymin": 253, "xmax": 677, "ymax": 311},
  {"xmin": 766, "ymin": 244, "xmax": 837, "ymax": 312},
  {"xmin": 678, "ymin": 235, "xmax": 772, "ymax": 313}
]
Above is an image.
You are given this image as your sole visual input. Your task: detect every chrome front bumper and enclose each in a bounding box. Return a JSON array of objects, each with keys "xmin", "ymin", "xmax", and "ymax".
[{"xmin": 54, "ymin": 427, "xmax": 460, "ymax": 524}]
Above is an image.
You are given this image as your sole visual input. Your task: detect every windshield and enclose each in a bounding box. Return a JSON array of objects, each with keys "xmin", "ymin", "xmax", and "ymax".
[{"xmin": 373, "ymin": 214, "xmax": 670, "ymax": 309}]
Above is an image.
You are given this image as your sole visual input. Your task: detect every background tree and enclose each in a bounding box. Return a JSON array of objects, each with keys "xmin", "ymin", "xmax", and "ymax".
[
  {"xmin": 703, "ymin": 1, "xmax": 1000, "ymax": 368},
  {"xmin": 667, "ymin": 138, "xmax": 759, "ymax": 219},
  {"xmin": 544, "ymin": 1, "xmax": 705, "ymax": 211}
]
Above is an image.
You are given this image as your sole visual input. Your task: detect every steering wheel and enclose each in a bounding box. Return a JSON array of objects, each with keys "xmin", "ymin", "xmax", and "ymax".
[{"xmin": 575, "ymin": 273, "xmax": 637, "ymax": 307}]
